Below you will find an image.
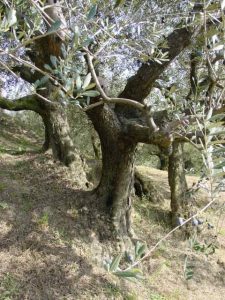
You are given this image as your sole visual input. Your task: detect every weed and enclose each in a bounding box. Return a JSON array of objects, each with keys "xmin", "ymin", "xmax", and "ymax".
[
  {"xmin": 0, "ymin": 182, "xmax": 6, "ymax": 191},
  {"xmin": 53, "ymin": 227, "xmax": 70, "ymax": 243},
  {"xmin": 0, "ymin": 202, "xmax": 9, "ymax": 210},
  {"xmin": 103, "ymin": 283, "xmax": 123, "ymax": 298},
  {"xmin": 0, "ymin": 273, "xmax": 20, "ymax": 300},
  {"xmin": 183, "ymin": 255, "xmax": 194, "ymax": 281},
  {"xmin": 14, "ymin": 160, "xmax": 28, "ymax": 170},
  {"xmin": 0, "ymin": 146, "xmax": 6, "ymax": 154},
  {"xmin": 21, "ymin": 193, "xmax": 33, "ymax": 212},
  {"xmin": 37, "ymin": 211, "xmax": 49, "ymax": 227},
  {"xmin": 149, "ymin": 293, "xmax": 167, "ymax": 300},
  {"xmin": 219, "ymin": 228, "xmax": 225, "ymax": 236},
  {"xmin": 123, "ymin": 293, "xmax": 138, "ymax": 300}
]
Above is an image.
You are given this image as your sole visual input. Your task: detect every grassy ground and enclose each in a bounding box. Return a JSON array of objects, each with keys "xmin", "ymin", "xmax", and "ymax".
[{"xmin": 0, "ymin": 111, "xmax": 225, "ymax": 300}]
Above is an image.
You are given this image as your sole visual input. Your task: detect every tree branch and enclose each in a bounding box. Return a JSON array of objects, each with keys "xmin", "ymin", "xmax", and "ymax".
[
  {"xmin": 124, "ymin": 121, "xmax": 172, "ymax": 148},
  {"xmin": 120, "ymin": 26, "xmax": 196, "ymax": 101},
  {"xmin": 0, "ymin": 94, "xmax": 47, "ymax": 113},
  {"xmin": 85, "ymin": 50, "xmax": 145, "ymax": 111}
]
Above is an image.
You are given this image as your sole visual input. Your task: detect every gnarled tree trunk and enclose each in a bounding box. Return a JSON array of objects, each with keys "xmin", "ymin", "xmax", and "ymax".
[
  {"xmin": 98, "ymin": 138, "xmax": 136, "ymax": 237},
  {"xmin": 87, "ymin": 105, "xmax": 137, "ymax": 239}
]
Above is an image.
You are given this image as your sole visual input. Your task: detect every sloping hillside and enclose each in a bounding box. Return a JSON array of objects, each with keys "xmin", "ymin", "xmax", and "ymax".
[{"xmin": 0, "ymin": 112, "xmax": 225, "ymax": 300}]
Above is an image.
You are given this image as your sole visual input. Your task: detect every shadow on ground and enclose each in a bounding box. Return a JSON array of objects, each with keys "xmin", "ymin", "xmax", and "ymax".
[
  {"xmin": 1, "ymin": 113, "xmax": 225, "ymax": 300},
  {"xmin": 0, "ymin": 153, "xmax": 119, "ymax": 299}
]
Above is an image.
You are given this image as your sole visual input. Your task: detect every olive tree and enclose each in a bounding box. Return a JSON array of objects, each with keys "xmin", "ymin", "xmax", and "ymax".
[{"xmin": 0, "ymin": 0, "xmax": 224, "ymax": 239}]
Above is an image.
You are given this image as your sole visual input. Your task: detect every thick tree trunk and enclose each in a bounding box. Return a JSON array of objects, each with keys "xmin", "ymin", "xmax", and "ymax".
[
  {"xmin": 168, "ymin": 141, "xmax": 188, "ymax": 226},
  {"xmin": 40, "ymin": 105, "xmax": 87, "ymax": 184},
  {"xmin": 41, "ymin": 115, "xmax": 51, "ymax": 152},
  {"xmin": 91, "ymin": 131, "xmax": 101, "ymax": 159},
  {"xmin": 41, "ymin": 106, "xmax": 76, "ymax": 167},
  {"xmin": 159, "ymin": 152, "xmax": 168, "ymax": 170},
  {"xmin": 87, "ymin": 105, "xmax": 137, "ymax": 239},
  {"xmin": 97, "ymin": 138, "xmax": 136, "ymax": 238}
]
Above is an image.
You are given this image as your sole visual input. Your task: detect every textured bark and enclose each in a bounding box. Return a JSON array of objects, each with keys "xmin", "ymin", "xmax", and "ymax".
[
  {"xmin": 91, "ymin": 131, "xmax": 101, "ymax": 159},
  {"xmin": 87, "ymin": 105, "xmax": 136, "ymax": 238},
  {"xmin": 99, "ymin": 139, "xmax": 136, "ymax": 237},
  {"xmin": 159, "ymin": 152, "xmax": 169, "ymax": 170},
  {"xmin": 41, "ymin": 115, "xmax": 51, "ymax": 152},
  {"xmin": 41, "ymin": 107, "xmax": 76, "ymax": 166},
  {"xmin": 168, "ymin": 141, "xmax": 188, "ymax": 226}
]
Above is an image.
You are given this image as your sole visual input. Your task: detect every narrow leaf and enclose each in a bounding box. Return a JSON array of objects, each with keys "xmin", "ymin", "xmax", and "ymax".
[
  {"xmin": 210, "ymin": 139, "xmax": 225, "ymax": 145},
  {"xmin": 170, "ymin": 85, "xmax": 176, "ymax": 94},
  {"xmin": 206, "ymin": 107, "xmax": 213, "ymax": 120},
  {"xmin": 7, "ymin": 8, "xmax": 17, "ymax": 27},
  {"xmin": 206, "ymin": 3, "xmax": 220, "ymax": 10},
  {"xmin": 109, "ymin": 254, "xmax": 122, "ymax": 272},
  {"xmin": 47, "ymin": 20, "xmax": 62, "ymax": 33},
  {"xmin": 135, "ymin": 241, "xmax": 141, "ymax": 257},
  {"xmin": 76, "ymin": 75, "xmax": 82, "ymax": 91},
  {"xmin": 50, "ymin": 55, "xmax": 58, "ymax": 68},
  {"xmin": 44, "ymin": 64, "xmax": 52, "ymax": 71},
  {"xmin": 209, "ymin": 130, "xmax": 225, "ymax": 136},
  {"xmin": 81, "ymin": 90, "xmax": 100, "ymax": 97},
  {"xmin": 128, "ymin": 268, "xmax": 142, "ymax": 274},
  {"xmin": 82, "ymin": 73, "xmax": 92, "ymax": 90},
  {"xmin": 114, "ymin": 271, "xmax": 137, "ymax": 277},
  {"xmin": 82, "ymin": 37, "xmax": 94, "ymax": 47},
  {"xmin": 213, "ymin": 171, "xmax": 225, "ymax": 177},
  {"xmin": 214, "ymin": 161, "xmax": 225, "ymax": 169},
  {"xmin": 39, "ymin": 75, "xmax": 50, "ymax": 86},
  {"xmin": 85, "ymin": 83, "xmax": 96, "ymax": 90},
  {"xmin": 209, "ymin": 114, "xmax": 225, "ymax": 121},
  {"xmin": 73, "ymin": 26, "xmax": 80, "ymax": 47},
  {"xmin": 212, "ymin": 43, "xmax": 224, "ymax": 51},
  {"xmin": 137, "ymin": 244, "xmax": 147, "ymax": 259},
  {"xmin": 87, "ymin": 4, "xmax": 97, "ymax": 20}
]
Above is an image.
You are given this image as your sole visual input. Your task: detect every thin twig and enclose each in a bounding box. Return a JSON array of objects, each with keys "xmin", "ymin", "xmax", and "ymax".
[
  {"xmin": 124, "ymin": 196, "xmax": 218, "ymax": 271},
  {"xmin": 0, "ymin": 50, "xmax": 76, "ymax": 100},
  {"xmin": 83, "ymin": 100, "xmax": 104, "ymax": 111},
  {"xmin": 0, "ymin": 60, "xmax": 54, "ymax": 106},
  {"xmin": 84, "ymin": 49, "xmax": 144, "ymax": 111}
]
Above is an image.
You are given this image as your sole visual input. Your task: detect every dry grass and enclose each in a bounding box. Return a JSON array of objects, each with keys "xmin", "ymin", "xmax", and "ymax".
[{"xmin": 0, "ymin": 112, "xmax": 225, "ymax": 300}]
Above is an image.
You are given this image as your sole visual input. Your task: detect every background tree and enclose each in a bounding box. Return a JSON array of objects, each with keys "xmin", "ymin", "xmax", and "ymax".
[{"xmin": 0, "ymin": 0, "xmax": 85, "ymax": 168}]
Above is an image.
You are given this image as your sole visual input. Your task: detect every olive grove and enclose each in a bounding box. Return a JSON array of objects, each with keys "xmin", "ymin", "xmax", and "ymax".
[{"xmin": 0, "ymin": 0, "xmax": 224, "ymax": 240}]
